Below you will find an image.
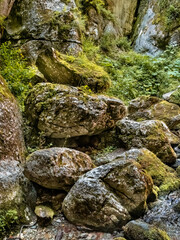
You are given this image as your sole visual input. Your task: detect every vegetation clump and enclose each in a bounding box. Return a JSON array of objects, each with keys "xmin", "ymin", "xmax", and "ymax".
[{"xmin": 0, "ymin": 41, "xmax": 35, "ymax": 108}]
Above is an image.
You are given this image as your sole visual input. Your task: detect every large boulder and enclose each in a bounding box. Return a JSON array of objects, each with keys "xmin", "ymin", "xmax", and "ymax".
[
  {"xmin": 0, "ymin": 75, "xmax": 25, "ymax": 162},
  {"xmin": 36, "ymin": 48, "xmax": 110, "ymax": 92},
  {"xmin": 123, "ymin": 220, "xmax": 170, "ymax": 240},
  {"xmin": 62, "ymin": 159, "xmax": 153, "ymax": 231},
  {"xmin": 128, "ymin": 96, "xmax": 180, "ymax": 130},
  {"xmin": 4, "ymin": 0, "xmax": 82, "ymax": 61},
  {"xmin": 24, "ymin": 147, "xmax": 94, "ymax": 191},
  {"xmin": 0, "ymin": 160, "xmax": 36, "ymax": 235},
  {"xmin": 115, "ymin": 148, "xmax": 180, "ymax": 195},
  {"xmin": 116, "ymin": 119, "xmax": 179, "ymax": 164},
  {"xmin": 25, "ymin": 83, "xmax": 127, "ymax": 139}
]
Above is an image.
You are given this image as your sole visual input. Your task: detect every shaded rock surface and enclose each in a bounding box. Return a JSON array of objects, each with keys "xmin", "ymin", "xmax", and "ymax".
[
  {"xmin": 25, "ymin": 83, "xmax": 127, "ymax": 139},
  {"xmin": 24, "ymin": 147, "xmax": 94, "ymax": 191},
  {"xmin": 62, "ymin": 159, "xmax": 153, "ymax": 231},
  {"xmin": 123, "ymin": 220, "xmax": 170, "ymax": 240},
  {"xmin": 0, "ymin": 160, "xmax": 36, "ymax": 222},
  {"xmin": 128, "ymin": 96, "xmax": 180, "ymax": 130},
  {"xmin": 116, "ymin": 119, "xmax": 178, "ymax": 164},
  {"xmin": 0, "ymin": 75, "xmax": 25, "ymax": 162}
]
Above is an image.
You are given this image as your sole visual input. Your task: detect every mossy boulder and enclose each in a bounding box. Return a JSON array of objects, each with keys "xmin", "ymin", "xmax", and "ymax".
[
  {"xmin": 116, "ymin": 119, "xmax": 178, "ymax": 164},
  {"xmin": 128, "ymin": 96, "xmax": 180, "ymax": 130},
  {"xmin": 25, "ymin": 83, "xmax": 126, "ymax": 139},
  {"xmin": 118, "ymin": 148, "xmax": 180, "ymax": 195},
  {"xmin": 0, "ymin": 160, "xmax": 37, "ymax": 237},
  {"xmin": 123, "ymin": 220, "xmax": 170, "ymax": 240},
  {"xmin": 36, "ymin": 48, "xmax": 111, "ymax": 92},
  {"xmin": 24, "ymin": 147, "xmax": 94, "ymax": 191},
  {"xmin": 62, "ymin": 159, "xmax": 153, "ymax": 231},
  {"xmin": 4, "ymin": 0, "xmax": 82, "ymax": 61},
  {"xmin": 0, "ymin": 75, "xmax": 25, "ymax": 162}
]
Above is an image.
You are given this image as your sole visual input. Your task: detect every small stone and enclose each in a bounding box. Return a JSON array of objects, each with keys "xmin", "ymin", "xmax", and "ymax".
[{"xmin": 35, "ymin": 205, "xmax": 55, "ymax": 227}]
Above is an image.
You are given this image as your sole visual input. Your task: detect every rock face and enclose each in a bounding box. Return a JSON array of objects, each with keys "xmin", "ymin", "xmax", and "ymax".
[
  {"xmin": 107, "ymin": 0, "xmax": 138, "ymax": 36},
  {"xmin": 116, "ymin": 148, "xmax": 180, "ymax": 194},
  {"xmin": 0, "ymin": 75, "xmax": 25, "ymax": 162},
  {"xmin": 0, "ymin": 160, "xmax": 36, "ymax": 222},
  {"xmin": 4, "ymin": 0, "xmax": 82, "ymax": 62},
  {"xmin": 62, "ymin": 159, "xmax": 153, "ymax": 231},
  {"xmin": 24, "ymin": 147, "xmax": 94, "ymax": 191},
  {"xmin": 116, "ymin": 119, "xmax": 178, "ymax": 164},
  {"xmin": 36, "ymin": 48, "xmax": 110, "ymax": 92},
  {"xmin": 0, "ymin": 0, "xmax": 15, "ymax": 20},
  {"xmin": 128, "ymin": 96, "xmax": 180, "ymax": 130},
  {"xmin": 133, "ymin": 0, "xmax": 180, "ymax": 56},
  {"xmin": 123, "ymin": 220, "xmax": 170, "ymax": 240},
  {"xmin": 25, "ymin": 83, "xmax": 127, "ymax": 139}
]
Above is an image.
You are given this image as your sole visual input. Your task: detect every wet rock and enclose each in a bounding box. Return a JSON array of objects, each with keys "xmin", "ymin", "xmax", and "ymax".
[
  {"xmin": 128, "ymin": 96, "xmax": 180, "ymax": 130},
  {"xmin": 0, "ymin": 160, "xmax": 37, "ymax": 223},
  {"xmin": 24, "ymin": 147, "xmax": 94, "ymax": 191},
  {"xmin": 114, "ymin": 148, "xmax": 180, "ymax": 195},
  {"xmin": 123, "ymin": 220, "xmax": 170, "ymax": 240},
  {"xmin": 36, "ymin": 48, "xmax": 110, "ymax": 92},
  {"xmin": 143, "ymin": 190, "xmax": 180, "ymax": 240},
  {"xmin": 0, "ymin": 75, "xmax": 25, "ymax": 162},
  {"xmin": 25, "ymin": 83, "xmax": 127, "ymax": 139},
  {"xmin": 62, "ymin": 159, "xmax": 153, "ymax": 231},
  {"xmin": 35, "ymin": 205, "xmax": 55, "ymax": 227},
  {"xmin": 116, "ymin": 119, "xmax": 178, "ymax": 164}
]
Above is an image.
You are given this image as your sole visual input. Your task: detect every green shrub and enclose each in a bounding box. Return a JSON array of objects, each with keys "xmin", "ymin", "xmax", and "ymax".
[
  {"xmin": 0, "ymin": 41, "xmax": 36, "ymax": 108},
  {"xmin": 98, "ymin": 47, "xmax": 180, "ymax": 103}
]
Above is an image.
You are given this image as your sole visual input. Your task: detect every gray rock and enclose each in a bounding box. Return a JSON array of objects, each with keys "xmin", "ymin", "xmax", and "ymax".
[
  {"xmin": 24, "ymin": 147, "xmax": 94, "ymax": 191},
  {"xmin": 0, "ymin": 160, "xmax": 36, "ymax": 222},
  {"xmin": 62, "ymin": 159, "xmax": 153, "ymax": 231},
  {"xmin": 25, "ymin": 83, "xmax": 127, "ymax": 139},
  {"xmin": 116, "ymin": 119, "xmax": 178, "ymax": 164}
]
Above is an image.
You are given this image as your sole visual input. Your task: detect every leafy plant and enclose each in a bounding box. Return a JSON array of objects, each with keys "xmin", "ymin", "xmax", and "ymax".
[{"xmin": 0, "ymin": 41, "xmax": 36, "ymax": 109}]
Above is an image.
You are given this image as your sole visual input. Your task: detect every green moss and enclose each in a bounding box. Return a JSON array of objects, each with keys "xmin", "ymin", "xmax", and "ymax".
[
  {"xmin": 0, "ymin": 209, "xmax": 19, "ymax": 239},
  {"xmin": 137, "ymin": 149, "xmax": 180, "ymax": 195}
]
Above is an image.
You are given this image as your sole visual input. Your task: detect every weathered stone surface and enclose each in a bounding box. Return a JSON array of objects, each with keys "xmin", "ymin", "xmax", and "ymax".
[
  {"xmin": 25, "ymin": 83, "xmax": 127, "ymax": 139},
  {"xmin": 123, "ymin": 220, "xmax": 170, "ymax": 240},
  {"xmin": 36, "ymin": 48, "xmax": 110, "ymax": 92},
  {"xmin": 0, "ymin": 75, "xmax": 25, "ymax": 162},
  {"xmin": 0, "ymin": 160, "xmax": 36, "ymax": 221},
  {"xmin": 24, "ymin": 147, "xmax": 94, "ymax": 191},
  {"xmin": 107, "ymin": 0, "xmax": 138, "ymax": 36},
  {"xmin": 62, "ymin": 159, "xmax": 153, "ymax": 231},
  {"xmin": 128, "ymin": 96, "xmax": 180, "ymax": 130},
  {"xmin": 115, "ymin": 148, "xmax": 180, "ymax": 194},
  {"xmin": 4, "ymin": 0, "xmax": 82, "ymax": 61},
  {"xmin": 116, "ymin": 119, "xmax": 178, "ymax": 164},
  {"xmin": 133, "ymin": 0, "xmax": 180, "ymax": 56}
]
